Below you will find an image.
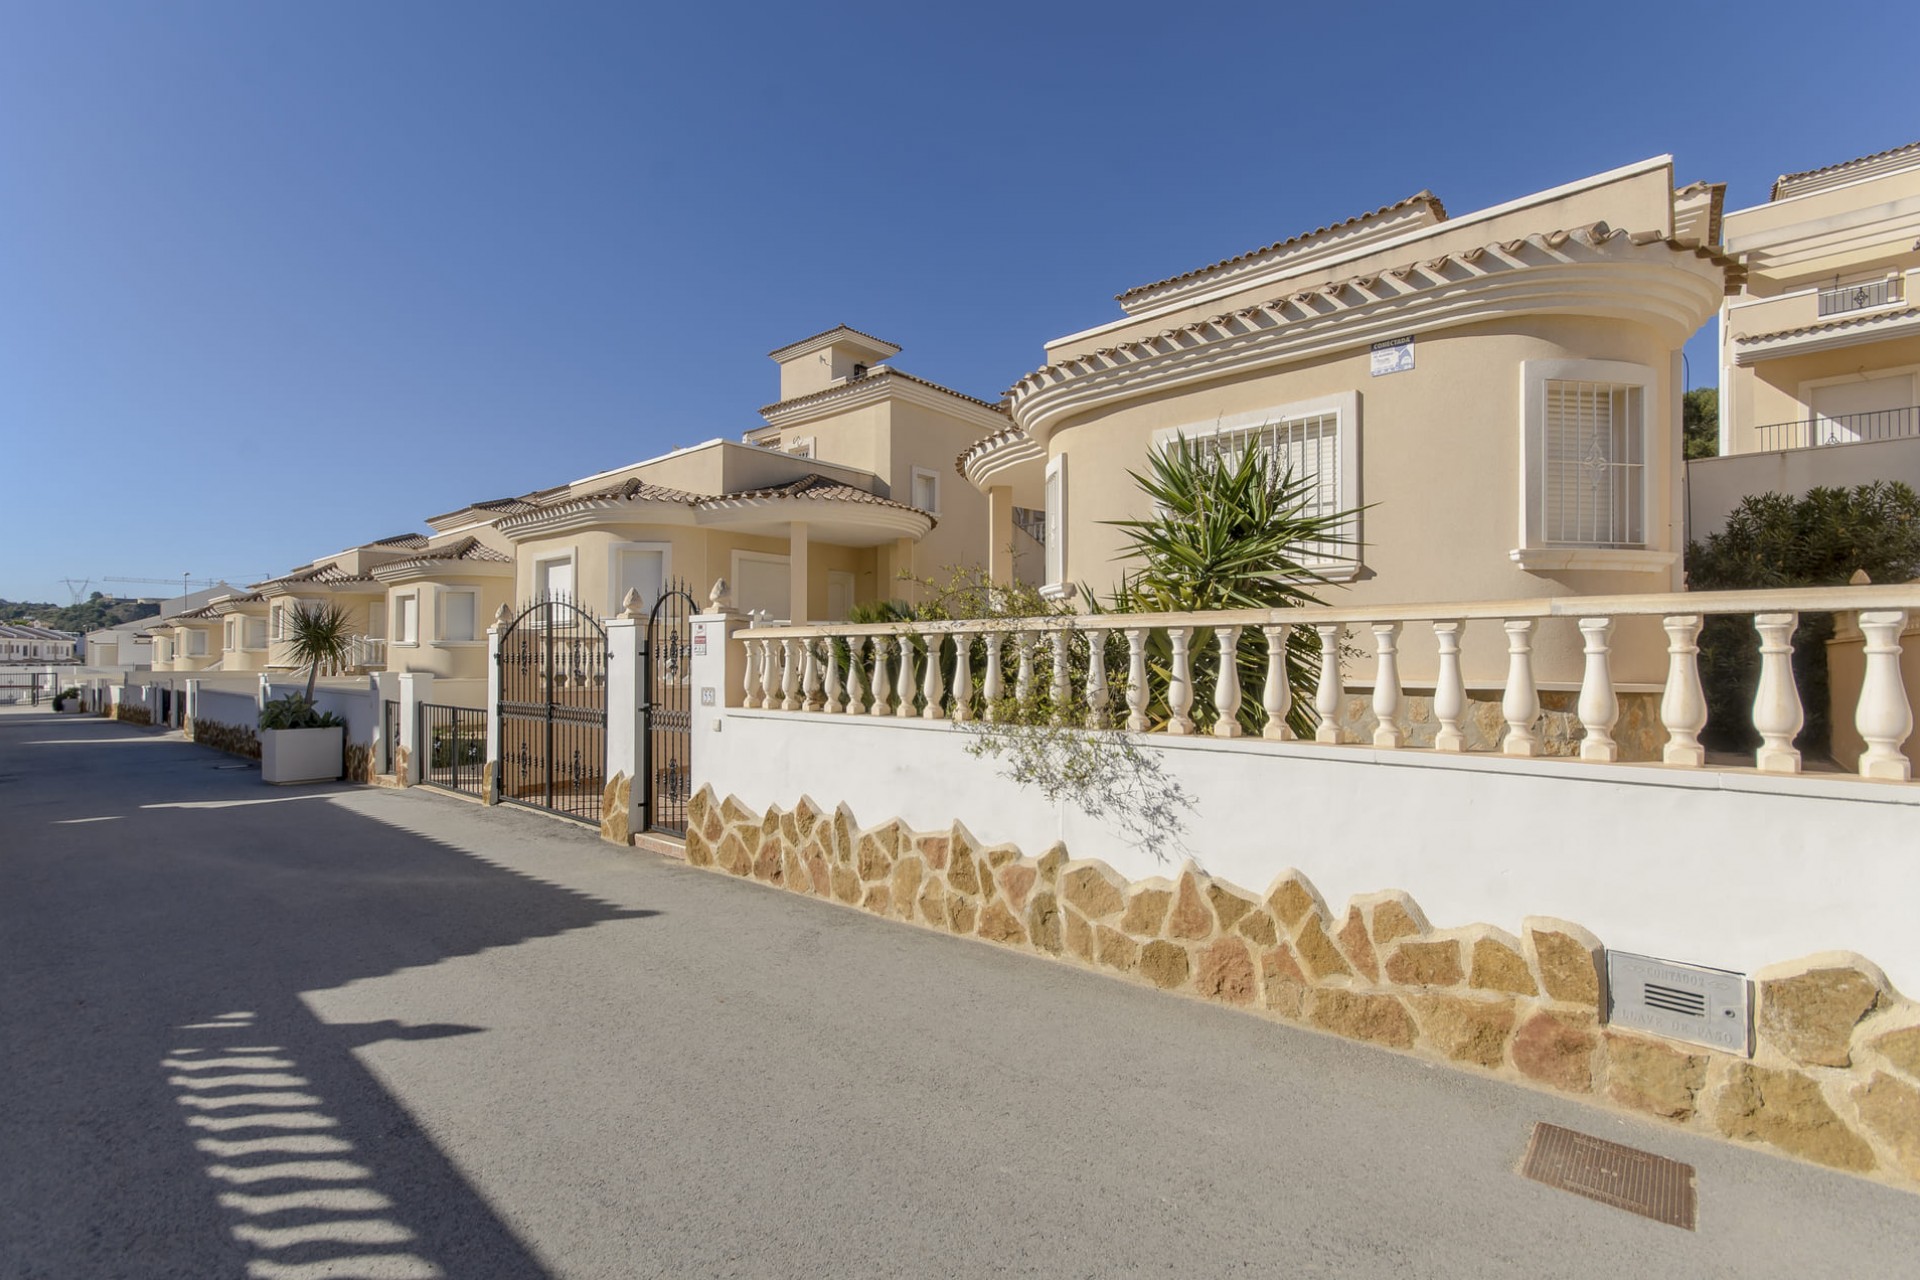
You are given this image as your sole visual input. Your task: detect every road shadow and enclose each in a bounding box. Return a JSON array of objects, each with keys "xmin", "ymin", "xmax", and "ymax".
[{"xmin": 1, "ymin": 713, "xmax": 656, "ymax": 1278}]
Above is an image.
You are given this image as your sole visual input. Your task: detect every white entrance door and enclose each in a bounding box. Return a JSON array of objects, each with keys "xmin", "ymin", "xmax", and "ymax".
[{"xmin": 827, "ymin": 571, "xmax": 855, "ymax": 622}]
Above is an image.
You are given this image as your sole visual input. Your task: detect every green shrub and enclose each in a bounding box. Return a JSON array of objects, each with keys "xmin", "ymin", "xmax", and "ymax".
[{"xmin": 259, "ymin": 693, "xmax": 346, "ymax": 731}]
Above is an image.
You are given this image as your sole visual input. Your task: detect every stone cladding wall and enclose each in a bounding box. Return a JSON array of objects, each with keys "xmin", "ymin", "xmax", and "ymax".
[
  {"xmin": 111, "ymin": 704, "xmax": 153, "ymax": 727},
  {"xmin": 686, "ymin": 786, "xmax": 1920, "ymax": 1191},
  {"xmin": 185, "ymin": 716, "xmax": 260, "ymax": 760}
]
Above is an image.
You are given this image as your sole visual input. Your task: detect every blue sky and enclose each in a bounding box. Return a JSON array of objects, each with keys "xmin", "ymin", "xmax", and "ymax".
[{"xmin": 3, "ymin": 1, "xmax": 1915, "ymax": 603}]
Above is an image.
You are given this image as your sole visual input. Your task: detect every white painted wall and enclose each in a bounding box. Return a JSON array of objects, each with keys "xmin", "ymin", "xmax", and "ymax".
[
  {"xmin": 691, "ymin": 622, "xmax": 1920, "ymax": 993},
  {"xmin": 194, "ymin": 689, "xmax": 260, "ymax": 733}
]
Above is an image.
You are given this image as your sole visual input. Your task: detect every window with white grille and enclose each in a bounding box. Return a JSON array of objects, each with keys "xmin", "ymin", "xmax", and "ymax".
[
  {"xmin": 1542, "ymin": 380, "xmax": 1644, "ymax": 548},
  {"xmin": 1151, "ymin": 392, "xmax": 1360, "ymax": 575}
]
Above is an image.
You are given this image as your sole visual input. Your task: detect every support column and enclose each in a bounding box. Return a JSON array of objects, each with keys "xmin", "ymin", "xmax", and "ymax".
[
  {"xmin": 602, "ymin": 594, "xmax": 646, "ymax": 845},
  {"xmin": 396, "ymin": 671, "xmax": 434, "ymax": 785},
  {"xmin": 988, "ymin": 485, "xmax": 1015, "ymax": 586},
  {"xmin": 483, "ymin": 608, "xmax": 506, "ymax": 804},
  {"xmin": 788, "ymin": 523, "xmax": 810, "ymax": 625}
]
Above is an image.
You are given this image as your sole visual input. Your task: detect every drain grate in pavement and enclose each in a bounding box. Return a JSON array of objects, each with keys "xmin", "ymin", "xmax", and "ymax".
[{"xmin": 1520, "ymin": 1122, "xmax": 1696, "ymax": 1230}]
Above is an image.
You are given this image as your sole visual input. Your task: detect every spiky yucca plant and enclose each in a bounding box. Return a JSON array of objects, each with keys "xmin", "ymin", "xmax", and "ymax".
[
  {"xmin": 1100, "ymin": 433, "xmax": 1360, "ymax": 736},
  {"xmin": 284, "ymin": 600, "xmax": 356, "ymax": 701}
]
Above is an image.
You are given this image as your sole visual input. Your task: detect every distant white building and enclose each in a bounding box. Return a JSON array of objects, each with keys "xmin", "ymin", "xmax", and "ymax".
[{"xmin": 0, "ymin": 623, "xmax": 80, "ymax": 664}]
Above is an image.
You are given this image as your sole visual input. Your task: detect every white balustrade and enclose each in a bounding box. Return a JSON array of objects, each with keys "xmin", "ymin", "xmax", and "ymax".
[
  {"xmin": 1125, "ymin": 629, "xmax": 1149, "ymax": 732},
  {"xmin": 1856, "ymin": 610, "xmax": 1913, "ymax": 780},
  {"xmin": 1659, "ymin": 615, "xmax": 1706, "ymax": 767},
  {"xmin": 1261, "ymin": 624, "xmax": 1293, "ymax": 740},
  {"xmin": 870, "ymin": 638, "xmax": 891, "ymax": 716},
  {"xmin": 1314, "ymin": 624, "xmax": 1343, "ymax": 744},
  {"xmin": 1166, "ymin": 626, "xmax": 1195, "ymax": 735},
  {"xmin": 824, "ymin": 641, "xmax": 843, "ymax": 714},
  {"xmin": 895, "ymin": 636, "xmax": 917, "ymax": 720},
  {"xmin": 773, "ymin": 639, "xmax": 794, "ymax": 712},
  {"xmin": 982, "ymin": 633, "xmax": 1004, "ymax": 722},
  {"xmin": 1370, "ymin": 622, "xmax": 1402, "ymax": 748},
  {"xmin": 952, "ymin": 636, "xmax": 974, "ymax": 724},
  {"xmin": 1501, "ymin": 619, "xmax": 1540, "ymax": 757},
  {"xmin": 1752, "ymin": 612, "xmax": 1803, "ymax": 774},
  {"xmin": 726, "ymin": 581, "xmax": 1920, "ymax": 793},
  {"xmin": 1051, "ymin": 631, "xmax": 1072, "ymax": 724},
  {"xmin": 922, "ymin": 633, "xmax": 946, "ymax": 721},
  {"xmin": 1086, "ymin": 634, "xmax": 1110, "ymax": 729},
  {"xmin": 1431, "ymin": 620, "xmax": 1465, "ymax": 752},
  {"xmin": 845, "ymin": 638, "xmax": 868, "ymax": 716},
  {"xmin": 1576, "ymin": 617, "xmax": 1618, "ymax": 763},
  {"xmin": 1213, "ymin": 626, "xmax": 1243, "ymax": 739}
]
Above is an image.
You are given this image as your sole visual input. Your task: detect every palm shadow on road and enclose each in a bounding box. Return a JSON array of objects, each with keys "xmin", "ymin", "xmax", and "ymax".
[{"xmin": 1, "ymin": 716, "xmax": 659, "ymax": 1279}]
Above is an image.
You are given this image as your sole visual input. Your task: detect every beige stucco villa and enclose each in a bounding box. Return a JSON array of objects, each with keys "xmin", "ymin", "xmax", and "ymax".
[
  {"xmin": 495, "ymin": 326, "xmax": 1007, "ymax": 624},
  {"xmin": 1693, "ymin": 139, "xmax": 1920, "ymax": 535},
  {"xmin": 962, "ymin": 156, "xmax": 1740, "ymax": 687}
]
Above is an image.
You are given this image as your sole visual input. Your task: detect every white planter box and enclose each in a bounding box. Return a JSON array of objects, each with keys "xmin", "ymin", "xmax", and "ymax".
[{"xmin": 261, "ymin": 726, "xmax": 345, "ymax": 785}]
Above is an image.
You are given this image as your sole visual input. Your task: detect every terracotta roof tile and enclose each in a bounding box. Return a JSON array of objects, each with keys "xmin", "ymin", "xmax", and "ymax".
[
  {"xmin": 1115, "ymin": 192, "xmax": 1449, "ymax": 304},
  {"xmin": 376, "ymin": 536, "xmax": 514, "ymax": 571},
  {"xmin": 758, "ymin": 367, "xmax": 1007, "ymax": 418},
  {"xmin": 1771, "ymin": 140, "xmax": 1920, "ymax": 201},
  {"xmin": 1734, "ymin": 306, "xmax": 1920, "ymax": 346},
  {"xmin": 371, "ymin": 532, "xmax": 430, "ymax": 548},
  {"xmin": 253, "ymin": 564, "xmax": 377, "ymax": 589},
  {"xmin": 708, "ymin": 473, "xmax": 922, "ymax": 514},
  {"xmin": 768, "ymin": 324, "xmax": 901, "ymax": 360}
]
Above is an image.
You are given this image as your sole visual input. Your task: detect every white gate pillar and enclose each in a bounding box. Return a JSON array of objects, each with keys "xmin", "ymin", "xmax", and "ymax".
[
  {"xmin": 690, "ymin": 580, "xmax": 748, "ymax": 803},
  {"xmin": 484, "ymin": 606, "xmax": 507, "ymax": 804},
  {"xmin": 602, "ymin": 591, "xmax": 647, "ymax": 845},
  {"xmin": 372, "ymin": 671, "xmax": 401, "ymax": 773},
  {"xmin": 397, "ymin": 672, "xmax": 434, "ymax": 785}
]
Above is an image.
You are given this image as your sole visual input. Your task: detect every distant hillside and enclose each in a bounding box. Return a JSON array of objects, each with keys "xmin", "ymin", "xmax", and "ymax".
[{"xmin": 0, "ymin": 595, "xmax": 161, "ymax": 633}]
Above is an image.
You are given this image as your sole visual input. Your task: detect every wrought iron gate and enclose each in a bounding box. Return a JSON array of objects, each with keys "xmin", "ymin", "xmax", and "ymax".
[
  {"xmin": 420, "ymin": 703, "xmax": 487, "ymax": 798},
  {"xmin": 643, "ymin": 582, "xmax": 697, "ymax": 835},
  {"xmin": 496, "ymin": 597, "xmax": 608, "ymax": 823}
]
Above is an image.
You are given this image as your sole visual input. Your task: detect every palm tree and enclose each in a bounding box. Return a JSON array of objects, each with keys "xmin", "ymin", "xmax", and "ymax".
[
  {"xmin": 283, "ymin": 600, "xmax": 356, "ymax": 701},
  {"xmin": 1100, "ymin": 434, "xmax": 1361, "ymax": 735}
]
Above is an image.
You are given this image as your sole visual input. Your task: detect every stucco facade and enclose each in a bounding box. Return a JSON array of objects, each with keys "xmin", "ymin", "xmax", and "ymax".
[{"xmin": 964, "ymin": 158, "xmax": 1736, "ymax": 685}]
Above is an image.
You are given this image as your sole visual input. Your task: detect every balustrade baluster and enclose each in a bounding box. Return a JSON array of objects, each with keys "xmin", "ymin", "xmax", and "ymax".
[
  {"xmin": 895, "ymin": 635, "xmax": 917, "ymax": 719},
  {"xmin": 1261, "ymin": 624, "xmax": 1293, "ymax": 740},
  {"xmin": 952, "ymin": 635, "xmax": 975, "ymax": 723},
  {"xmin": 1371, "ymin": 622, "xmax": 1403, "ymax": 748},
  {"xmin": 824, "ymin": 640, "xmax": 842, "ymax": 714},
  {"xmin": 1501, "ymin": 619, "xmax": 1541, "ymax": 756},
  {"xmin": 922, "ymin": 632, "xmax": 946, "ymax": 721},
  {"xmin": 1213, "ymin": 626, "xmax": 1243, "ymax": 738},
  {"xmin": 1431, "ymin": 621, "xmax": 1465, "ymax": 752},
  {"xmin": 741, "ymin": 634, "xmax": 761, "ymax": 709},
  {"xmin": 845, "ymin": 638, "xmax": 868, "ymax": 716},
  {"xmin": 870, "ymin": 636, "xmax": 891, "ymax": 716},
  {"xmin": 1856, "ymin": 609, "xmax": 1913, "ymax": 780},
  {"xmin": 1657, "ymin": 615, "xmax": 1706, "ymax": 766},
  {"xmin": 1085, "ymin": 631, "xmax": 1110, "ymax": 729},
  {"xmin": 1752, "ymin": 612, "xmax": 1803, "ymax": 773},
  {"xmin": 1125, "ymin": 629, "xmax": 1149, "ymax": 732},
  {"xmin": 780, "ymin": 638, "xmax": 800, "ymax": 712},
  {"xmin": 1015, "ymin": 633, "xmax": 1036, "ymax": 705},
  {"xmin": 1050, "ymin": 630, "xmax": 1072, "ymax": 724},
  {"xmin": 1314, "ymin": 624, "xmax": 1344, "ymax": 743},
  {"xmin": 982, "ymin": 633, "xmax": 1004, "ymax": 722},
  {"xmin": 802, "ymin": 642, "xmax": 823, "ymax": 712},
  {"xmin": 1167, "ymin": 627, "xmax": 1195, "ymax": 735},
  {"xmin": 1576, "ymin": 617, "xmax": 1618, "ymax": 762}
]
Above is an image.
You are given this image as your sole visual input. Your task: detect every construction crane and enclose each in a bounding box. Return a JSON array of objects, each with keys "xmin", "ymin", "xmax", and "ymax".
[{"xmin": 103, "ymin": 574, "xmax": 267, "ymax": 602}]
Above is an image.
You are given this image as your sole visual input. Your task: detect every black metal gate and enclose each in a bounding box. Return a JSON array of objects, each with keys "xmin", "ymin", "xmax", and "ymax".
[
  {"xmin": 643, "ymin": 582, "xmax": 697, "ymax": 835},
  {"xmin": 420, "ymin": 703, "xmax": 487, "ymax": 798},
  {"xmin": 496, "ymin": 597, "xmax": 608, "ymax": 823}
]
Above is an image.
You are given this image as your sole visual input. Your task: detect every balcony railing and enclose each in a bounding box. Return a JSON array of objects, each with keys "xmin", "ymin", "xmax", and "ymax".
[
  {"xmin": 317, "ymin": 635, "xmax": 387, "ymax": 675},
  {"xmin": 732, "ymin": 584, "xmax": 1920, "ymax": 783},
  {"xmin": 1754, "ymin": 405, "xmax": 1920, "ymax": 452},
  {"xmin": 1817, "ymin": 277, "xmax": 1903, "ymax": 317}
]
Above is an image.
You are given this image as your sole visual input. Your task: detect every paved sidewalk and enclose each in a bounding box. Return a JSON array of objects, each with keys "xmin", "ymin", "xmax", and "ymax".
[{"xmin": 3, "ymin": 704, "xmax": 1915, "ymax": 1278}]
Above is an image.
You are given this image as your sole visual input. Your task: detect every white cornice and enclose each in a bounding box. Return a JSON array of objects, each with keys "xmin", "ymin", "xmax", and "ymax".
[
  {"xmin": 1010, "ymin": 236, "xmax": 1725, "ymax": 445},
  {"xmin": 501, "ymin": 500, "xmax": 699, "ymax": 541},
  {"xmin": 768, "ymin": 326, "xmax": 901, "ymax": 364},
  {"xmin": 961, "ymin": 430, "xmax": 1045, "ymax": 491},
  {"xmin": 1732, "ymin": 307, "xmax": 1920, "ymax": 366},
  {"xmin": 371, "ymin": 559, "xmax": 515, "ymax": 586},
  {"xmin": 693, "ymin": 497, "xmax": 930, "ymax": 540},
  {"xmin": 1049, "ymin": 156, "xmax": 1676, "ymax": 351}
]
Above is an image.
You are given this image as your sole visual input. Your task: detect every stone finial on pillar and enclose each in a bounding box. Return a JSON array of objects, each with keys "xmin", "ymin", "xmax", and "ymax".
[
  {"xmin": 494, "ymin": 604, "xmax": 513, "ymax": 628},
  {"xmin": 621, "ymin": 588, "xmax": 646, "ymax": 620},
  {"xmin": 709, "ymin": 578, "xmax": 735, "ymax": 613}
]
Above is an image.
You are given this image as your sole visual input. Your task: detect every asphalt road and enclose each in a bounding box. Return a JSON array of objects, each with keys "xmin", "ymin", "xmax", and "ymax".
[{"xmin": 3, "ymin": 703, "xmax": 1916, "ymax": 1279}]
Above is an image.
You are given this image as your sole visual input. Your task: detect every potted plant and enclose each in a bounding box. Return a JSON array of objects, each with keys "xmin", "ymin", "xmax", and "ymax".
[
  {"xmin": 258, "ymin": 601, "xmax": 353, "ymax": 784},
  {"xmin": 53, "ymin": 687, "xmax": 83, "ymax": 712}
]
